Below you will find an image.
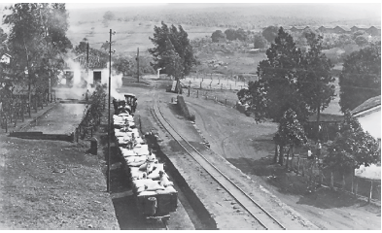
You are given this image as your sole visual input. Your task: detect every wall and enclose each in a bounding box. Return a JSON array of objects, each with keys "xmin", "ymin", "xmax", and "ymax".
[{"xmin": 356, "ymin": 108, "xmax": 381, "ymax": 140}]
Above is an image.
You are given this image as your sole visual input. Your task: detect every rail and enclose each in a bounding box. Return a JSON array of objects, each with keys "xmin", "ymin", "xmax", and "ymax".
[{"xmin": 151, "ymin": 98, "xmax": 286, "ymax": 230}]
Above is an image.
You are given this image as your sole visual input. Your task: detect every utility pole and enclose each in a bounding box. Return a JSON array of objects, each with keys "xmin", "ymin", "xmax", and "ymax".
[
  {"xmin": 136, "ymin": 47, "xmax": 140, "ymax": 83},
  {"xmin": 107, "ymin": 29, "xmax": 114, "ymax": 193}
]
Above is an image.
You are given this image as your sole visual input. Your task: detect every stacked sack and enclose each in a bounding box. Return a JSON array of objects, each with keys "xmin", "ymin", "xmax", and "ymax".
[{"xmin": 112, "ymin": 99, "xmax": 177, "ymax": 216}]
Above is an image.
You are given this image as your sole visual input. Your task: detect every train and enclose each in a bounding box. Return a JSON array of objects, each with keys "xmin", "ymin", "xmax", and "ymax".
[
  {"xmin": 112, "ymin": 93, "xmax": 178, "ymax": 221},
  {"xmin": 113, "ymin": 93, "xmax": 138, "ymax": 115}
]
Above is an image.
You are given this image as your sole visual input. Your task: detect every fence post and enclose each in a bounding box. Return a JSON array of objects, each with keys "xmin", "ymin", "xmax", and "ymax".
[
  {"xmin": 354, "ymin": 176, "xmax": 358, "ymax": 196},
  {"xmin": 296, "ymin": 156, "xmax": 300, "ymax": 174},
  {"xmin": 368, "ymin": 180, "xmax": 373, "ymax": 203},
  {"xmin": 330, "ymin": 172, "xmax": 334, "ymax": 189},
  {"xmin": 21, "ymin": 102, "xmax": 25, "ymax": 122},
  {"xmin": 188, "ymin": 86, "xmax": 190, "ymax": 97},
  {"xmin": 196, "ymin": 90, "xmax": 199, "ymax": 98}
]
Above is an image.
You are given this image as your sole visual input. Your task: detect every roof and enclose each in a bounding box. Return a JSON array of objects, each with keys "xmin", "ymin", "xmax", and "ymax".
[
  {"xmin": 307, "ymin": 113, "xmax": 344, "ymax": 123},
  {"xmin": 352, "ymin": 95, "xmax": 381, "ymax": 117}
]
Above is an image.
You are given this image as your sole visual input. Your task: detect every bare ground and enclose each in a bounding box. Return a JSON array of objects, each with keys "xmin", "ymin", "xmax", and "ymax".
[
  {"xmin": 0, "ymin": 103, "xmax": 118, "ymax": 230},
  {"xmin": 182, "ymin": 91, "xmax": 381, "ymax": 230}
]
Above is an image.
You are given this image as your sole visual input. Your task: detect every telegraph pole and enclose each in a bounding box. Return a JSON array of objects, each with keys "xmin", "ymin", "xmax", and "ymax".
[
  {"xmin": 107, "ymin": 29, "xmax": 112, "ymax": 193},
  {"xmin": 136, "ymin": 47, "xmax": 140, "ymax": 83}
]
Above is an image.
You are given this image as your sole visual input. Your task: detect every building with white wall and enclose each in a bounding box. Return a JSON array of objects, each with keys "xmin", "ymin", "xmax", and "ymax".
[
  {"xmin": 352, "ymin": 95, "xmax": 381, "ymax": 180},
  {"xmin": 352, "ymin": 95, "xmax": 381, "ymax": 143}
]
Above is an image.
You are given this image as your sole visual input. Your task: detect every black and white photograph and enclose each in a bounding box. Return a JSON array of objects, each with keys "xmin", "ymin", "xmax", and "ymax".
[{"xmin": 0, "ymin": 0, "xmax": 380, "ymax": 230}]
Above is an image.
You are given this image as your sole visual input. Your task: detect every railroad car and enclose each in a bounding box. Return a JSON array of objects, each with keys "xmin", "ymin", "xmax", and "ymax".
[{"xmin": 112, "ymin": 96, "xmax": 177, "ymax": 221}]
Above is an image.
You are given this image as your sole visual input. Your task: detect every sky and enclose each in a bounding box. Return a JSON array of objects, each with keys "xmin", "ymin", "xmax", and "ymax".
[{"xmin": 0, "ymin": 1, "xmax": 380, "ymax": 21}]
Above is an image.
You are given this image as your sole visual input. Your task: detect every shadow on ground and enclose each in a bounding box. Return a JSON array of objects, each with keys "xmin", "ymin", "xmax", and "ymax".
[{"xmin": 228, "ymin": 156, "xmax": 372, "ymax": 210}]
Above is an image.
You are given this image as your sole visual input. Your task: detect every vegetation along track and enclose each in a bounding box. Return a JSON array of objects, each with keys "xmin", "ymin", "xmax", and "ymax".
[{"xmin": 151, "ymin": 98, "xmax": 286, "ymax": 230}]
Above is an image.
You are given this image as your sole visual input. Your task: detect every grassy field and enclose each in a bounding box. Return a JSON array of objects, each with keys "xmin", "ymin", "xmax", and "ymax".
[{"xmin": 68, "ymin": 19, "xmax": 226, "ymax": 55}]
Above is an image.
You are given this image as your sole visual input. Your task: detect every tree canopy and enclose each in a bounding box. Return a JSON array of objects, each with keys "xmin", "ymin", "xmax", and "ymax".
[
  {"xmin": 253, "ymin": 33, "xmax": 267, "ymax": 49},
  {"xmin": 339, "ymin": 42, "xmax": 381, "ymax": 112},
  {"xmin": 3, "ymin": 3, "xmax": 72, "ymax": 93},
  {"xmin": 324, "ymin": 111, "xmax": 381, "ymax": 174},
  {"xmin": 262, "ymin": 26, "xmax": 279, "ymax": 43},
  {"xmin": 149, "ymin": 22, "xmax": 196, "ymax": 78},
  {"xmin": 211, "ymin": 30, "xmax": 226, "ymax": 42},
  {"xmin": 240, "ymin": 27, "xmax": 335, "ymax": 127}
]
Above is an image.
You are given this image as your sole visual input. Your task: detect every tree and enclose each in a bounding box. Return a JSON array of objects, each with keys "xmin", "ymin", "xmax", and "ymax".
[
  {"xmin": 211, "ymin": 30, "xmax": 226, "ymax": 42},
  {"xmin": 235, "ymin": 28, "xmax": 247, "ymax": 41},
  {"xmin": 224, "ymin": 28, "xmax": 237, "ymax": 41},
  {"xmin": 247, "ymin": 27, "xmax": 305, "ymax": 123},
  {"xmin": 3, "ymin": 3, "xmax": 72, "ymax": 114},
  {"xmin": 298, "ymin": 31, "xmax": 335, "ymax": 139},
  {"xmin": 162, "ymin": 39, "xmax": 183, "ymax": 80},
  {"xmin": 149, "ymin": 21, "xmax": 196, "ymax": 78},
  {"xmin": 354, "ymin": 35, "xmax": 369, "ymax": 47},
  {"xmin": 103, "ymin": 11, "xmax": 115, "ymax": 21},
  {"xmin": 253, "ymin": 33, "xmax": 267, "ymax": 49},
  {"xmin": 339, "ymin": 42, "xmax": 381, "ymax": 112},
  {"xmin": 274, "ymin": 108, "xmax": 307, "ymax": 166},
  {"xmin": 112, "ymin": 56, "xmax": 131, "ymax": 76},
  {"xmin": 337, "ymin": 34, "xmax": 354, "ymax": 48},
  {"xmin": 102, "ymin": 11, "xmax": 115, "ymax": 27},
  {"xmin": 262, "ymin": 26, "xmax": 279, "ymax": 43},
  {"xmin": 324, "ymin": 111, "xmax": 380, "ymax": 182}
]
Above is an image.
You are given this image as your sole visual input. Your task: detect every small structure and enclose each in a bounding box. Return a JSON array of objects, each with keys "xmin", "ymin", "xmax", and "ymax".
[
  {"xmin": 63, "ymin": 53, "xmax": 107, "ymax": 87},
  {"xmin": 352, "ymin": 95, "xmax": 381, "ymax": 202},
  {"xmin": 351, "ymin": 95, "xmax": 381, "ymax": 146}
]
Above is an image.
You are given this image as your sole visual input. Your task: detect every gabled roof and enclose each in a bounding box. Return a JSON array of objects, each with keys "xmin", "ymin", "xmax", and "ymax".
[
  {"xmin": 337, "ymin": 25, "xmax": 351, "ymax": 31},
  {"xmin": 352, "ymin": 95, "xmax": 381, "ymax": 117}
]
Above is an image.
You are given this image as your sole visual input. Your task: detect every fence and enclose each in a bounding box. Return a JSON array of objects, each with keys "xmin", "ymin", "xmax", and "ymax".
[
  {"xmin": 1, "ymin": 91, "xmax": 57, "ymax": 133},
  {"xmin": 285, "ymin": 154, "xmax": 380, "ymax": 202},
  {"xmin": 74, "ymin": 94, "xmax": 106, "ymax": 142},
  {"xmin": 185, "ymin": 87, "xmax": 238, "ymax": 109}
]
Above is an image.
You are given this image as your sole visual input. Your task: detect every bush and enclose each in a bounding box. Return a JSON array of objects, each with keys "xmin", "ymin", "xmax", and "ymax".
[{"xmin": 188, "ymin": 114, "xmax": 196, "ymax": 122}]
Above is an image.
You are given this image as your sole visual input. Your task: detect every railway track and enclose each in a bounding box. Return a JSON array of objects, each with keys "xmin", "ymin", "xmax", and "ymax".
[{"xmin": 150, "ymin": 99, "xmax": 286, "ymax": 230}]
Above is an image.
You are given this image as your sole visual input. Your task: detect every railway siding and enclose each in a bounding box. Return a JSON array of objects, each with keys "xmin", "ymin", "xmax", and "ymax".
[{"xmin": 151, "ymin": 95, "xmax": 319, "ymax": 230}]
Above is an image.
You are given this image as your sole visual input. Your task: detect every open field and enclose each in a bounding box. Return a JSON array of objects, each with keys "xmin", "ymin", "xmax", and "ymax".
[{"xmin": 68, "ymin": 19, "xmax": 226, "ymax": 54}]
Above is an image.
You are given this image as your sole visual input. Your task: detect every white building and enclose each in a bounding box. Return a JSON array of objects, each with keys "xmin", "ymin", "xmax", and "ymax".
[
  {"xmin": 352, "ymin": 95, "xmax": 381, "ymax": 143},
  {"xmin": 352, "ymin": 95, "xmax": 381, "ymax": 180}
]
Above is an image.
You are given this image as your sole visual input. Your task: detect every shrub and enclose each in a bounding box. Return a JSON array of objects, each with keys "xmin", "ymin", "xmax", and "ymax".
[{"xmin": 188, "ymin": 114, "xmax": 196, "ymax": 122}]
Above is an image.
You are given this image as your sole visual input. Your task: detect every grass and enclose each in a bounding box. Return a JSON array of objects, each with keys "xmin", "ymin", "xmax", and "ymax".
[{"xmin": 0, "ymin": 136, "xmax": 119, "ymax": 230}]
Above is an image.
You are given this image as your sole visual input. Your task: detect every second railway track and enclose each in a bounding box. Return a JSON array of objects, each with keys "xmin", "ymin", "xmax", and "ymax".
[{"xmin": 150, "ymin": 99, "xmax": 286, "ymax": 230}]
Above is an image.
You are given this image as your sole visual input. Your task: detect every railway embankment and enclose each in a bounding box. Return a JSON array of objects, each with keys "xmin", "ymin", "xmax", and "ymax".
[{"xmin": 144, "ymin": 132, "xmax": 218, "ymax": 230}]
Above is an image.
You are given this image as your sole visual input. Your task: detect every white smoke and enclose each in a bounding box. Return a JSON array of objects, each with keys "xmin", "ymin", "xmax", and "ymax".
[{"xmin": 56, "ymin": 55, "xmax": 124, "ymax": 101}]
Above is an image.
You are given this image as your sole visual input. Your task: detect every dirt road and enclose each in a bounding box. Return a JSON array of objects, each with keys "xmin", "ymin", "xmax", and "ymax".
[{"xmin": 182, "ymin": 91, "xmax": 381, "ymax": 230}]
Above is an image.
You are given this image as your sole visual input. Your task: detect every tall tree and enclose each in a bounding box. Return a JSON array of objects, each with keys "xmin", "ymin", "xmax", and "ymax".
[
  {"xmin": 3, "ymin": 3, "xmax": 72, "ymax": 111},
  {"xmin": 162, "ymin": 39, "xmax": 183, "ymax": 80},
  {"xmin": 339, "ymin": 42, "xmax": 381, "ymax": 112},
  {"xmin": 248, "ymin": 27, "xmax": 304, "ymax": 123},
  {"xmin": 298, "ymin": 31, "xmax": 335, "ymax": 139},
  {"xmin": 149, "ymin": 21, "xmax": 195, "ymax": 78}
]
